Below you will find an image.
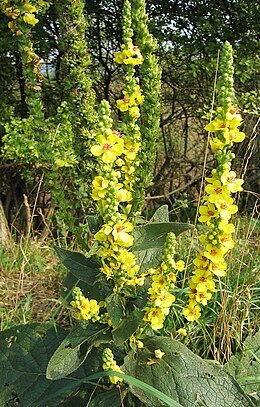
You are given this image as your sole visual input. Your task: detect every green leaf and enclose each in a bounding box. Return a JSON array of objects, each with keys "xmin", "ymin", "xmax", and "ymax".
[
  {"xmin": 0, "ymin": 323, "xmax": 89, "ymax": 407},
  {"xmin": 133, "ymin": 222, "xmax": 193, "ymax": 251},
  {"xmin": 150, "ymin": 205, "xmax": 170, "ymax": 223},
  {"xmin": 56, "ymin": 246, "xmax": 100, "ymax": 285},
  {"xmin": 35, "ymin": 370, "xmax": 180, "ymax": 407},
  {"xmin": 61, "ymin": 270, "xmax": 111, "ymax": 303},
  {"xmin": 88, "ymin": 388, "xmax": 122, "ymax": 406},
  {"xmin": 112, "ymin": 309, "xmax": 145, "ymax": 346},
  {"xmin": 47, "ymin": 323, "xmax": 112, "ymax": 380},
  {"xmin": 106, "ymin": 293, "xmax": 125, "ymax": 328},
  {"xmin": 87, "ymin": 215, "xmax": 102, "ymax": 234},
  {"xmin": 132, "ymin": 222, "xmax": 193, "ymax": 272},
  {"xmin": 224, "ymin": 330, "xmax": 260, "ymax": 394},
  {"xmin": 123, "ymin": 336, "xmax": 256, "ymax": 407}
]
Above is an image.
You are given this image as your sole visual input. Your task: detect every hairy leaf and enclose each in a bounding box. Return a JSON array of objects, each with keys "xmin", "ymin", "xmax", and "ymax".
[
  {"xmin": 106, "ymin": 293, "xmax": 125, "ymax": 328},
  {"xmin": 150, "ymin": 205, "xmax": 170, "ymax": 223},
  {"xmin": 133, "ymin": 222, "xmax": 193, "ymax": 251},
  {"xmin": 224, "ymin": 330, "xmax": 260, "ymax": 394},
  {"xmin": 61, "ymin": 270, "xmax": 111, "ymax": 303},
  {"xmin": 112, "ymin": 309, "xmax": 145, "ymax": 345},
  {"xmin": 56, "ymin": 246, "xmax": 100, "ymax": 285},
  {"xmin": 0, "ymin": 323, "xmax": 91, "ymax": 407},
  {"xmin": 47, "ymin": 323, "xmax": 112, "ymax": 380},
  {"xmin": 132, "ymin": 221, "xmax": 193, "ymax": 272},
  {"xmin": 123, "ymin": 336, "xmax": 257, "ymax": 407}
]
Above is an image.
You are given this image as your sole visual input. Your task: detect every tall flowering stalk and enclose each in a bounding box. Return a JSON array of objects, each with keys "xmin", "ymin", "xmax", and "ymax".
[
  {"xmin": 71, "ymin": 0, "xmax": 145, "ymax": 297},
  {"xmin": 132, "ymin": 0, "xmax": 162, "ymax": 206},
  {"xmin": 183, "ymin": 42, "xmax": 245, "ymax": 322}
]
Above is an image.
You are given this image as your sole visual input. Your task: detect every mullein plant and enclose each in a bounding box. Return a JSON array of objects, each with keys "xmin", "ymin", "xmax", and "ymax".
[
  {"xmin": 70, "ymin": 0, "xmax": 148, "ymax": 381},
  {"xmin": 183, "ymin": 41, "xmax": 245, "ymax": 322},
  {"xmin": 71, "ymin": 0, "xmax": 145, "ymax": 303}
]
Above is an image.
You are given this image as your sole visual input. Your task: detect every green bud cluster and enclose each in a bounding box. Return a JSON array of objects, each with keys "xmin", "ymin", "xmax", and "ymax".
[
  {"xmin": 102, "ymin": 348, "xmax": 124, "ymax": 384},
  {"xmin": 217, "ymin": 41, "xmax": 235, "ymax": 117},
  {"xmin": 162, "ymin": 232, "xmax": 177, "ymax": 260},
  {"xmin": 132, "ymin": 0, "xmax": 162, "ymax": 203}
]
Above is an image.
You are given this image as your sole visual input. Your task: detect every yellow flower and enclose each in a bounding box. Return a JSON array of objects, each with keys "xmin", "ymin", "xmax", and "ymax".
[
  {"xmin": 117, "ymin": 97, "xmax": 131, "ymax": 112},
  {"xmin": 150, "ymin": 274, "xmax": 167, "ymax": 292},
  {"xmin": 114, "ymin": 43, "xmax": 143, "ymax": 66},
  {"xmin": 218, "ymin": 221, "xmax": 235, "ymax": 234},
  {"xmin": 177, "ymin": 328, "xmax": 187, "ymax": 336},
  {"xmin": 71, "ymin": 298, "xmax": 100, "ymax": 321},
  {"xmin": 193, "ymin": 254, "xmax": 209, "ymax": 268},
  {"xmin": 191, "ymin": 269, "xmax": 214, "ymax": 292},
  {"xmin": 124, "ymin": 141, "xmax": 140, "ymax": 161},
  {"xmin": 91, "ymin": 133, "xmax": 124, "ymax": 163},
  {"xmin": 218, "ymin": 233, "xmax": 234, "ymax": 251},
  {"xmin": 143, "ymin": 307, "xmax": 165, "ymax": 330},
  {"xmin": 210, "ymin": 137, "xmax": 226, "ymax": 152},
  {"xmin": 92, "ymin": 176, "xmax": 109, "ymax": 200},
  {"xmin": 221, "ymin": 171, "xmax": 244, "ymax": 193},
  {"xmin": 205, "ymin": 181, "xmax": 229, "ymax": 204},
  {"xmin": 117, "ymin": 188, "xmax": 132, "ymax": 202},
  {"xmin": 205, "ymin": 118, "xmax": 227, "ymax": 132},
  {"xmin": 25, "ymin": 4, "xmax": 37, "ymax": 13},
  {"xmin": 223, "ymin": 128, "xmax": 245, "ymax": 144},
  {"xmin": 195, "ymin": 290, "xmax": 212, "ymax": 305},
  {"xmin": 129, "ymin": 106, "xmax": 140, "ymax": 118},
  {"xmin": 226, "ymin": 106, "xmax": 242, "ymax": 122},
  {"xmin": 175, "ymin": 260, "xmax": 185, "ymax": 271},
  {"xmin": 154, "ymin": 349, "xmax": 165, "ymax": 359},
  {"xmin": 94, "ymin": 224, "xmax": 113, "ymax": 243},
  {"xmin": 152, "ymin": 290, "xmax": 175, "ymax": 310},
  {"xmin": 208, "ymin": 260, "xmax": 227, "ymax": 277},
  {"xmin": 203, "ymin": 244, "xmax": 224, "ymax": 263},
  {"xmin": 199, "ymin": 203, "xmax": 218, "ymax": 223},
  {"xmin": 215, "ymin": 197, "xmax": 238, "ymax": 221},
  {"xmin": 112, "ymin": 221, "xmax": 134, "ymax": 247},
  {"xmin": 183, "ymin": 303, "xmax": 201, "ymax": 321},
  {"xmin": 23, "ymin": 13, "xmax": 39, "ymax": 26}
]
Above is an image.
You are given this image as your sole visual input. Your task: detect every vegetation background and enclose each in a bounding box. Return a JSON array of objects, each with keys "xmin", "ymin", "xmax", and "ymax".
[{"xmin": 0, "ymin": 0, "xmax": 259, "ymax": 365}]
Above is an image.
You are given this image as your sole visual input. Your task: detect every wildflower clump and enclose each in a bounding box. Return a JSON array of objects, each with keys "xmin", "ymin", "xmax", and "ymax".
[
  {"xmin": 144, "ymin": 232, "xmax": 185, "ymax": 330},
  {"xmin": 102, "ymin": 348, "xmax": 124, "ymax": 384},
  {"xmin": 183, "ymin": 42, "xmax": 245, "ymax": 322}
]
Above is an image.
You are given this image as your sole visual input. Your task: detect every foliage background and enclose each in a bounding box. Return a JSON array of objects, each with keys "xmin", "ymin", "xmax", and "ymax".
[{"xmin": 0, "ymin": 0, "xmax": 259, "ymax": 239}]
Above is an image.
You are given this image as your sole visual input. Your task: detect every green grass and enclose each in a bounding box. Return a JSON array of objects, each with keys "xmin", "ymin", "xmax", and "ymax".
[{"xmin": 0, "ymin": 239, "xmax": 69, "ymax": 331}]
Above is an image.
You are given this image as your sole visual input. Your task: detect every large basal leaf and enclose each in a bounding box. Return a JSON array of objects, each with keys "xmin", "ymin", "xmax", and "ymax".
[
  {"xmin": 123, "ymin": 336, "xmax": 257, "ymax": 407},
  {"xmin": 0, "ymin": 323, "xmax": 88, "ymax": 407},
  {"xmin": 55, "ymin": 246, "xmax": 100, "ymax": 285},
  {"xmin": 47, "ymin": 323, "xmax": 112, "ymax": 380},
  {"xmin": 224, "ymin": 330, "xmax": 260, "ymax": 395}
]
